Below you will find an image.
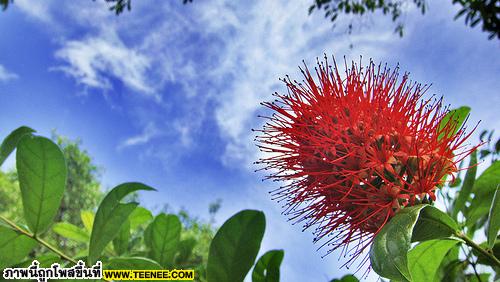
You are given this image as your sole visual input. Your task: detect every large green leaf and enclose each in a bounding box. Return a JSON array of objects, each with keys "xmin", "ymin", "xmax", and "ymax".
[
  {"xmin": 0, "ymin": 126, "xmax": 35, "ymax": 166},
  {"xmin": 16, "ymin": 135, "xmax": 67, "ymax": 235},
  {"xmin": 52, "ymin": 222, "xmax": 89, "ymax": 243},
  {"xmin": 467, "ymin": 161, "xmax": 500, "ymax": 227},
  {"xmin": 129, "ymin": 206, "xmax": 153, "ymax": 230},
  {"xmin": 487, "ymin": 187, "xmax": 500, "ymax": 249},
  {"xmin": 371, "ymin": 205, "xmax": 460, "ymax": 281},
  {"xmin": 106, "ymin": 257, "xmax": 162, "ymax": 270},
  {"xmin": 88, "ymin": 182, "xmax": 155, "ymax": 264},
  {"xmin": 412, "ymin": 205, "xmax": 459, "ymax": 242},
  {"xmin": 145, "ymin": 213, "xmax": 181, "ymax": 268},
  {"xmin": 252, "ymin": 249, "xmax": 284, "ymax": 282},
  {"xmin": 0, "ymin": 225, "xmax": 38, "ymax": 268},
  {"xmin": 370, "ymin": 205, "xmax": 427, "ymax": 281},
  {"xmin": 408, "ymin": 239, "xmax": 461, "ymax": 282},
  {"xmin": 438, "ymin": 106, "xmax": 470, "ymax": 141},
  {"xmin": 451, "ymin": 150, "xmax": 477, "ymax": 219},
  {"xmin": 207, "ymin": 210, "xmax": 266, "ymax": 282},
  {"xmin": 113, "ymin": 219, "xmax": 130, "ymax": 256},
  {"xmin": 433, "ymin": 245, "xmax": 461, "ymax": 282}
]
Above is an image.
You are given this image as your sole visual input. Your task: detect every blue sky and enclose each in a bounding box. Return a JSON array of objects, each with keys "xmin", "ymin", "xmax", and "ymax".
[{"xmin": 0, "ymin": 1, "xmax": 499, "ymax": 281}]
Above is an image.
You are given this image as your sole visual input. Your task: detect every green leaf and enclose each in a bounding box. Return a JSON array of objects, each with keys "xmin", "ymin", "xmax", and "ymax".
[
  {"xmin": 113, "ymin": 219, "xmax": 130, "ymax": 256},
  {"xmin": 16, "ymin": 135, "xmax": 67, "ymax": 235},
  {"xmin": 370, "ymin": 205, "xmax": 427, "ymax": 281},
  {"xmin": 207, "ymin": 210, "xmax": 266, "ymax": 282},
  {"xmin": 438, "ymin": 106, "xmax": 470, "ymax": 141},
  {"xmin": 145, "ymin": 213, "xmax": 182, "ymax": 268},
  {"xmin": 88, "ymin": 182, "xmax": 155, "ymax": 264},
  {"xmin": 467, "ymin": 161, "xmax": 500, "ymax": 227},
  {"xmin": 80, "ymin": 210, "xmax": 94, "ymax": 233},
  {"xmin": 329, "ymin": 274, "xmax": 359, "ymax": 282},
  {"xmin": 408, "ymin": 239, "xmax": 461, "ymax": 282},
  {"xmin": 175, "ymin": 238, "xmax": 197, "ymax": 264},
  {"xmin": 11, "ymin": 254, "xmax": 62, "ymax": 270},
  {"xmin": 412, "ymin": 206, "xmax": 459, "ymax": 242},
  {"xmin": 448, "ymin": 177, "xmax": 462, "ymax": 188},
  {"xmin": 372, "ymin": 205, "xmax": 460, "ymax": 281},
  {"xmin": 129, "ymin": 206, "xmax": 153, "ymax": 230},
  {"xmin": 0, "ymin": 126, "xmax": 35, "ymax": 166},
  {"xmin": 252, "ymin": 249, "xmax": 284, "ymax": 282},
  {"xmin": 106, "ymin": 257, "xmax": 162, "ymax": 270},
  {"xmin": 433, "ymin": 245, "xmax": 460, "ymax": 282},
  {"xmin": 487, "ymin": 186, "xmax": 500, "ymax": 249},
  {"xmin": 452, "ymin": 150, "xmax": 477, "ymax": 219},
  {"xmin": 0, "ymin": 225, "xmax": 38, "ymax": 268},
  {"xmin": 52, "ymin": 222, "xmax": 89, "ymax": 243},
  {"xmin": 35, "ymin": 254, "xmax": 61, "ymax": 267},
  {"xmin": 466, "ymin": 273, "xmax": 490, "ymax": 282}
]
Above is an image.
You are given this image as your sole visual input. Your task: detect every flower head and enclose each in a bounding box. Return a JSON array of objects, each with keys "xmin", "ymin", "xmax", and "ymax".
[{"xmin": 255, "ymin": 56, "xmax": 475, "ymax": 269}]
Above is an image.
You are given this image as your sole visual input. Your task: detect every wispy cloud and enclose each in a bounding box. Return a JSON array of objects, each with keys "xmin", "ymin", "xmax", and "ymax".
[
  {"xmin": 0, "ymin": 64, "xmax": 18, "ymax": 82},
  {"xmin": 189, "ymin": 1, "xmax": 395, "ymax": 168},
  {"xmin": 14, "ymin": 0, "xmax": 53, "ymax": 24},
  {"xmin": 45, "ymin": 0, "xmax": 398, "ymax": 169},
  {"xmin": 53, "ymin": 32, "xmax": 156, "ymax": 98},
  {"xmin": 117, "ymin": 122, "xmax": 160, "ymax": 150}
]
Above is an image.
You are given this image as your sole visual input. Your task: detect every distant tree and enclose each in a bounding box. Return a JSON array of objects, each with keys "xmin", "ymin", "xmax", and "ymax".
[
  {"xmin": 51, "ymin": 133, "xmax": 103, "ymax": 225},
  {"xmin": 309, "ymin": 0, "xmax": 499, "ymax": 39},
  {"xmin": 0, "ymin": 170, "xmax": 23, "ymax": 222}
]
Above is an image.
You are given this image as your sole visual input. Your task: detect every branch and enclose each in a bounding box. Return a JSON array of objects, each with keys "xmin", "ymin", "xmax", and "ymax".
[
  {"xmin": 456, "ymin": 231, "xmax": 500, "ymax": 268},
  {"xmin": 0, "ymin": 215, "xmax": 77, "ymax": 264}
]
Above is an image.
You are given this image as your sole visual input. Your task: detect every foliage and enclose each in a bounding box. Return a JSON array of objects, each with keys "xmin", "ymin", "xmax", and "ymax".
[
  {"xmin": 0, "ymin": 127, "xmax": 284, "ymax": 282},
  {"xmin": 97, "ymin": 0, "xmax": 193, "ymax": 15},
  {"xmin": 1, "ymin": 133, "xmax": 102, "ymax": 227},
  {"xmin": 367, "ymin": 109, "xmax": 500, "ymax": 281},
  {"xmin": 0, "ymin": 0, "xmax": 10, "ymax": 11},
  {"xmin": 478, "ymin": 129, "xmax": 500, "ymax": 163},
  {"xmin": 309, "ymin": 0, "xmax": 426, "ymax": 36},
  {"xmin": 330, "ymin": 275, "xmax": 359, "ymax": 282},
  {"xmin": 52, "ymin": 133, "xmax": 103, "ymax": 225},
  {"xmin": 308, "ymin": 0, "xmax": 499, "ymax": 39},
  {"xmin": 452, "ymin": 0, "xmax": 500, "ymax": 40},
  {"xmin": 2, "ymin": 0, "xmax": 498, "ymax": 40},
  {"xmin": 0, "ymin": 0, "xmax": 193, "ymax": 14},
  {"xmin": 0, "ymin": 170, "xmax": 23, "ymax": 222}
]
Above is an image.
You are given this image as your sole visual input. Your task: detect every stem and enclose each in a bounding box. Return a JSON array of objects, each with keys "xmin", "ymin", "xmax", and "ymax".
[
  {"xmin": 456, "ymin": 231, "xmax": 500, "ymax": 268},
  {"xmin": 0, "ymin": 215, "xmax": 76, "ymax": 264}
]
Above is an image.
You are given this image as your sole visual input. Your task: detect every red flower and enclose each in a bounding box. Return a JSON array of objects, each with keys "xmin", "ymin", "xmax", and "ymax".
[{"xmin": 255, "ymin": 56, "xmax": 476, "ymax": 269}]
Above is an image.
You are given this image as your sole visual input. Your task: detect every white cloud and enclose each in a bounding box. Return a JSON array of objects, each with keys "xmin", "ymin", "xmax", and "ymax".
[
  {"xmin": 54, "ymin": 32, "xmax": 155, "ymax": 98},
  {"xmin": 0, "ymin": 64, "xmax": 18, "ymax": 82},
  {"xmin": 117, "ymin": 122, "xmax": 160, "ymax": 150},
  {"xmin": 187, "ymin": 0, "xmax": 396, "ymax": 167},
  {"xmin": 42, "ymin": 0, "xmax": 396, "ymax": 167},
  {"xmin": 14, "ymin": 0, "xmax": 53, "ymax": 23},
  {"xmin": 43, "ymin": 0, "xmax": 409, "ymax": 169}
]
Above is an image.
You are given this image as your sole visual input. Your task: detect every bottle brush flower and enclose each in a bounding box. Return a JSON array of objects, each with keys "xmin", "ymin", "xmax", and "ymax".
[{"xmin": 255, "ymin": 55, "xmax": 476, "ymax": 269}]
